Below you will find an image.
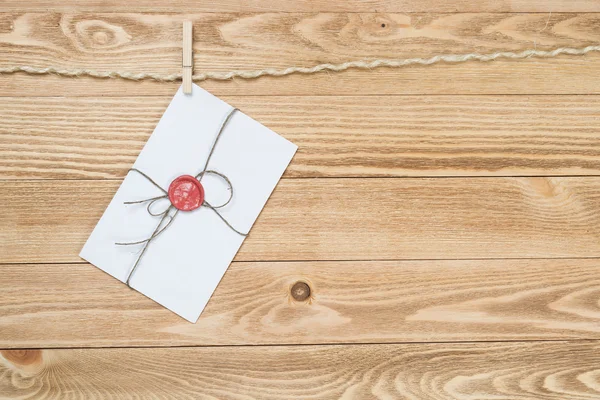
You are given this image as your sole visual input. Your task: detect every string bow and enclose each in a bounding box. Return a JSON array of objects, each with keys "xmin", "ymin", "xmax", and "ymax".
[{"xmin": 116, "ymin": 107, "xmax": 247, "ymax": 286}]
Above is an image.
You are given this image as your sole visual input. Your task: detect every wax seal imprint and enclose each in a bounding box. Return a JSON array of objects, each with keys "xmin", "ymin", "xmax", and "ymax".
[{"xmin": 168, "ymin": 175, "xmax": 205, "ymax": 211}]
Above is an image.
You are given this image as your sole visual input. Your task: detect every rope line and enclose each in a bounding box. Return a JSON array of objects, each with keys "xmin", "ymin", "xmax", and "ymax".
[{"xmin": 1, "ymin": 45, "xmax": 598, "ymax": 82}]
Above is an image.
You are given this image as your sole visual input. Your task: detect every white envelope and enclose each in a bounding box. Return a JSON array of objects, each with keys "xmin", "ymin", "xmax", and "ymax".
[{"xmin": 80, "ymin": 84, "xmax": 297, "ymax": 322}]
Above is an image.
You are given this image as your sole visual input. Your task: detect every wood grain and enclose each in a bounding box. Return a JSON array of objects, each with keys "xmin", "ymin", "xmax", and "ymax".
[
  {"xmin": 2, "ymin": 12, "xmax": 600, "ymax": 96},
  {"xmin": 1, "ymin": 0, "xmax": 599, "ymax": 13},
  {"xmin": 1, "ymin": 0, "xmax": 598, "ymax": 396},
  {"xmin": 2, "ymin": 342, "xmax": 600, "ymax": 399},
  {"xmin": 0, "ymin": 96, "xmax": 600, "ymax": 179},
  {"xmin": 1, "ymin": 178, "xmax": 599, "ymax": 264},
  {"xmin": 2, "ymin": 259, "xmax": 600, "ymax": 348},
  {"xmin": 2, "ymin": 95, "xmax": 600, "ymax": 179}
]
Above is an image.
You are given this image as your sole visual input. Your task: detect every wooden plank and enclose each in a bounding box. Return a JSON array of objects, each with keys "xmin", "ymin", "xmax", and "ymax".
[
  {"xmin": 1, "ymin": 178, "xmax": 599, "ymax": 264},
  {"xmin": 1, "ymin": 0, "xmax": 599, "ymax": 12},
  {"xmin": 2, "ymin": 342, "xmax": 600, "ymax": 399},
  {"xmin": 2, "ymin": 12, "xmax": 600, "ymax": 96},
  {"xmin": 5, "ymin": 56, "xmax": 600, "ymax": 97},
  {"xmin": 2, "ymin": 95, "xmax": 600, "ymax": 179},
  {"xmin": 2, "ymin": 259, "xmax": 600, "ymax": 348}
]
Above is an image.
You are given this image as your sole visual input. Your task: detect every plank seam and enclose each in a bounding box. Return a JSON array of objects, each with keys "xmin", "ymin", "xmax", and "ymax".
[
  {"xmin": 4, "ymin": 338, "xmax": 600, "ymax": 351},
  {"xmin": 2, "ymin": 175, "xmax": 600, "ymax": 182},
  {"xmin": 4, "ymin": 256, "xmax": 600, "ymax": 266}
]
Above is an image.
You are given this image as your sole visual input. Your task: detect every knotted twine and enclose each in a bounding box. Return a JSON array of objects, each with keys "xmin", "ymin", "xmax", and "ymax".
[{"xmin": 116, "ymin": 107, "xmax": 247, "ymax": 286}]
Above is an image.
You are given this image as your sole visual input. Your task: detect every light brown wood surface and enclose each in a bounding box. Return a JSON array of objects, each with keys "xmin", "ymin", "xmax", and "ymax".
[
  {"xmin": 2, "ymin": 12, "xmax": 600, "ymax": 96},
  {"xmin": 6, "ymin": 56, "xmax": 600, "ymax": 97},
  {"xmin": 2, "ymin": 0, "xmax": 600, "ymax": 13},
  {"xmin": 2, "ymin": 342, "xmax": 600, "ymax": 399},
  {"xmin": 2, "ymin": 178, "xmax": 599, "ymax": 264},
  {"xmin": 2, "ymin": 95, "xmax": 600, "ymax": 179},
  {"xmin": 2, "ymin": 2, "xmax": 600, "ymax": 399},
  {"xmin": 2, "ymin": 259, "xmax": 600, "ymax": 348}
]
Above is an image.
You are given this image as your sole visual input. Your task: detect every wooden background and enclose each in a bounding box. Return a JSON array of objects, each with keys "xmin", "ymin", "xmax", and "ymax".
[{"xmin": 1, "ymin": 1, "xmax": 600, "ymax": 399}]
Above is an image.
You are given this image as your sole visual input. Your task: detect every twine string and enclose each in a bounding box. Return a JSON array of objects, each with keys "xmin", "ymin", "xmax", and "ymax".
[
  {"xmin": 201, "ymin": 170, "xmax": 234, "ymax": 209},
  {"xmin": 120, "ymin": 205, "xmax": 178, "ymax": 286},
  {"xmin": 124, "ymin": 169, "xmax": 167, "ymax": 194},
  {"xmin": 146, "ymin": 197, "xmax": 171, "ymax": 217},
  {"xmin": 124, "ymin": 194, "xmax": 171, "ymax": 217},
  {"xmin": 204, "ymin": 200, "xmax": 247, "ymax": 236},
  {"xmin": 125, "ymin": 194, "xmax": 168, "ymax": 206},
  {"xmin": 196, "ymin": 108, "xmax": 237, "ymax": 180},
  {"xmin": 116, "ymin": 107, "xmax": 247, "ymax": 286},
  {"xmin": 116, "ymin": 197, "xmax": 178, "ymax": 248},
  {"xmin": 1, "ymin": 45, "xmax": 598, "ymax": 83}
]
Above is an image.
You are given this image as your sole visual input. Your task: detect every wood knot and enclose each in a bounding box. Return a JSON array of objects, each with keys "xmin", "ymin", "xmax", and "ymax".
[
  {"xmin": 93, "ymin": 31, "xmax": 109, "ymax": 45},
  {"xmin": 73, "ymin": 19, "xmax": 132, "ymax": 50},
  {"xmin": 291, "ymin": 281, "xmax": 311, "ymax": 302},
  {"xmin": 1, "ymin": 350, "xmax": 42, "ymax": 367}
]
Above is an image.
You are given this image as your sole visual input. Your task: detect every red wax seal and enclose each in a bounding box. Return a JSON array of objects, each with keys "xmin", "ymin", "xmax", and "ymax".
[{"xmin": 168, "ymin": 175, "xmax": 205, "ymax": 211}]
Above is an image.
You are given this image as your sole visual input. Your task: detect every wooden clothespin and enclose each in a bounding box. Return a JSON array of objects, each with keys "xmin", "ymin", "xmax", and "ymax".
[{"xmin": 182, "ymin": 21, "xmax": 193, "ymax": 95}]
